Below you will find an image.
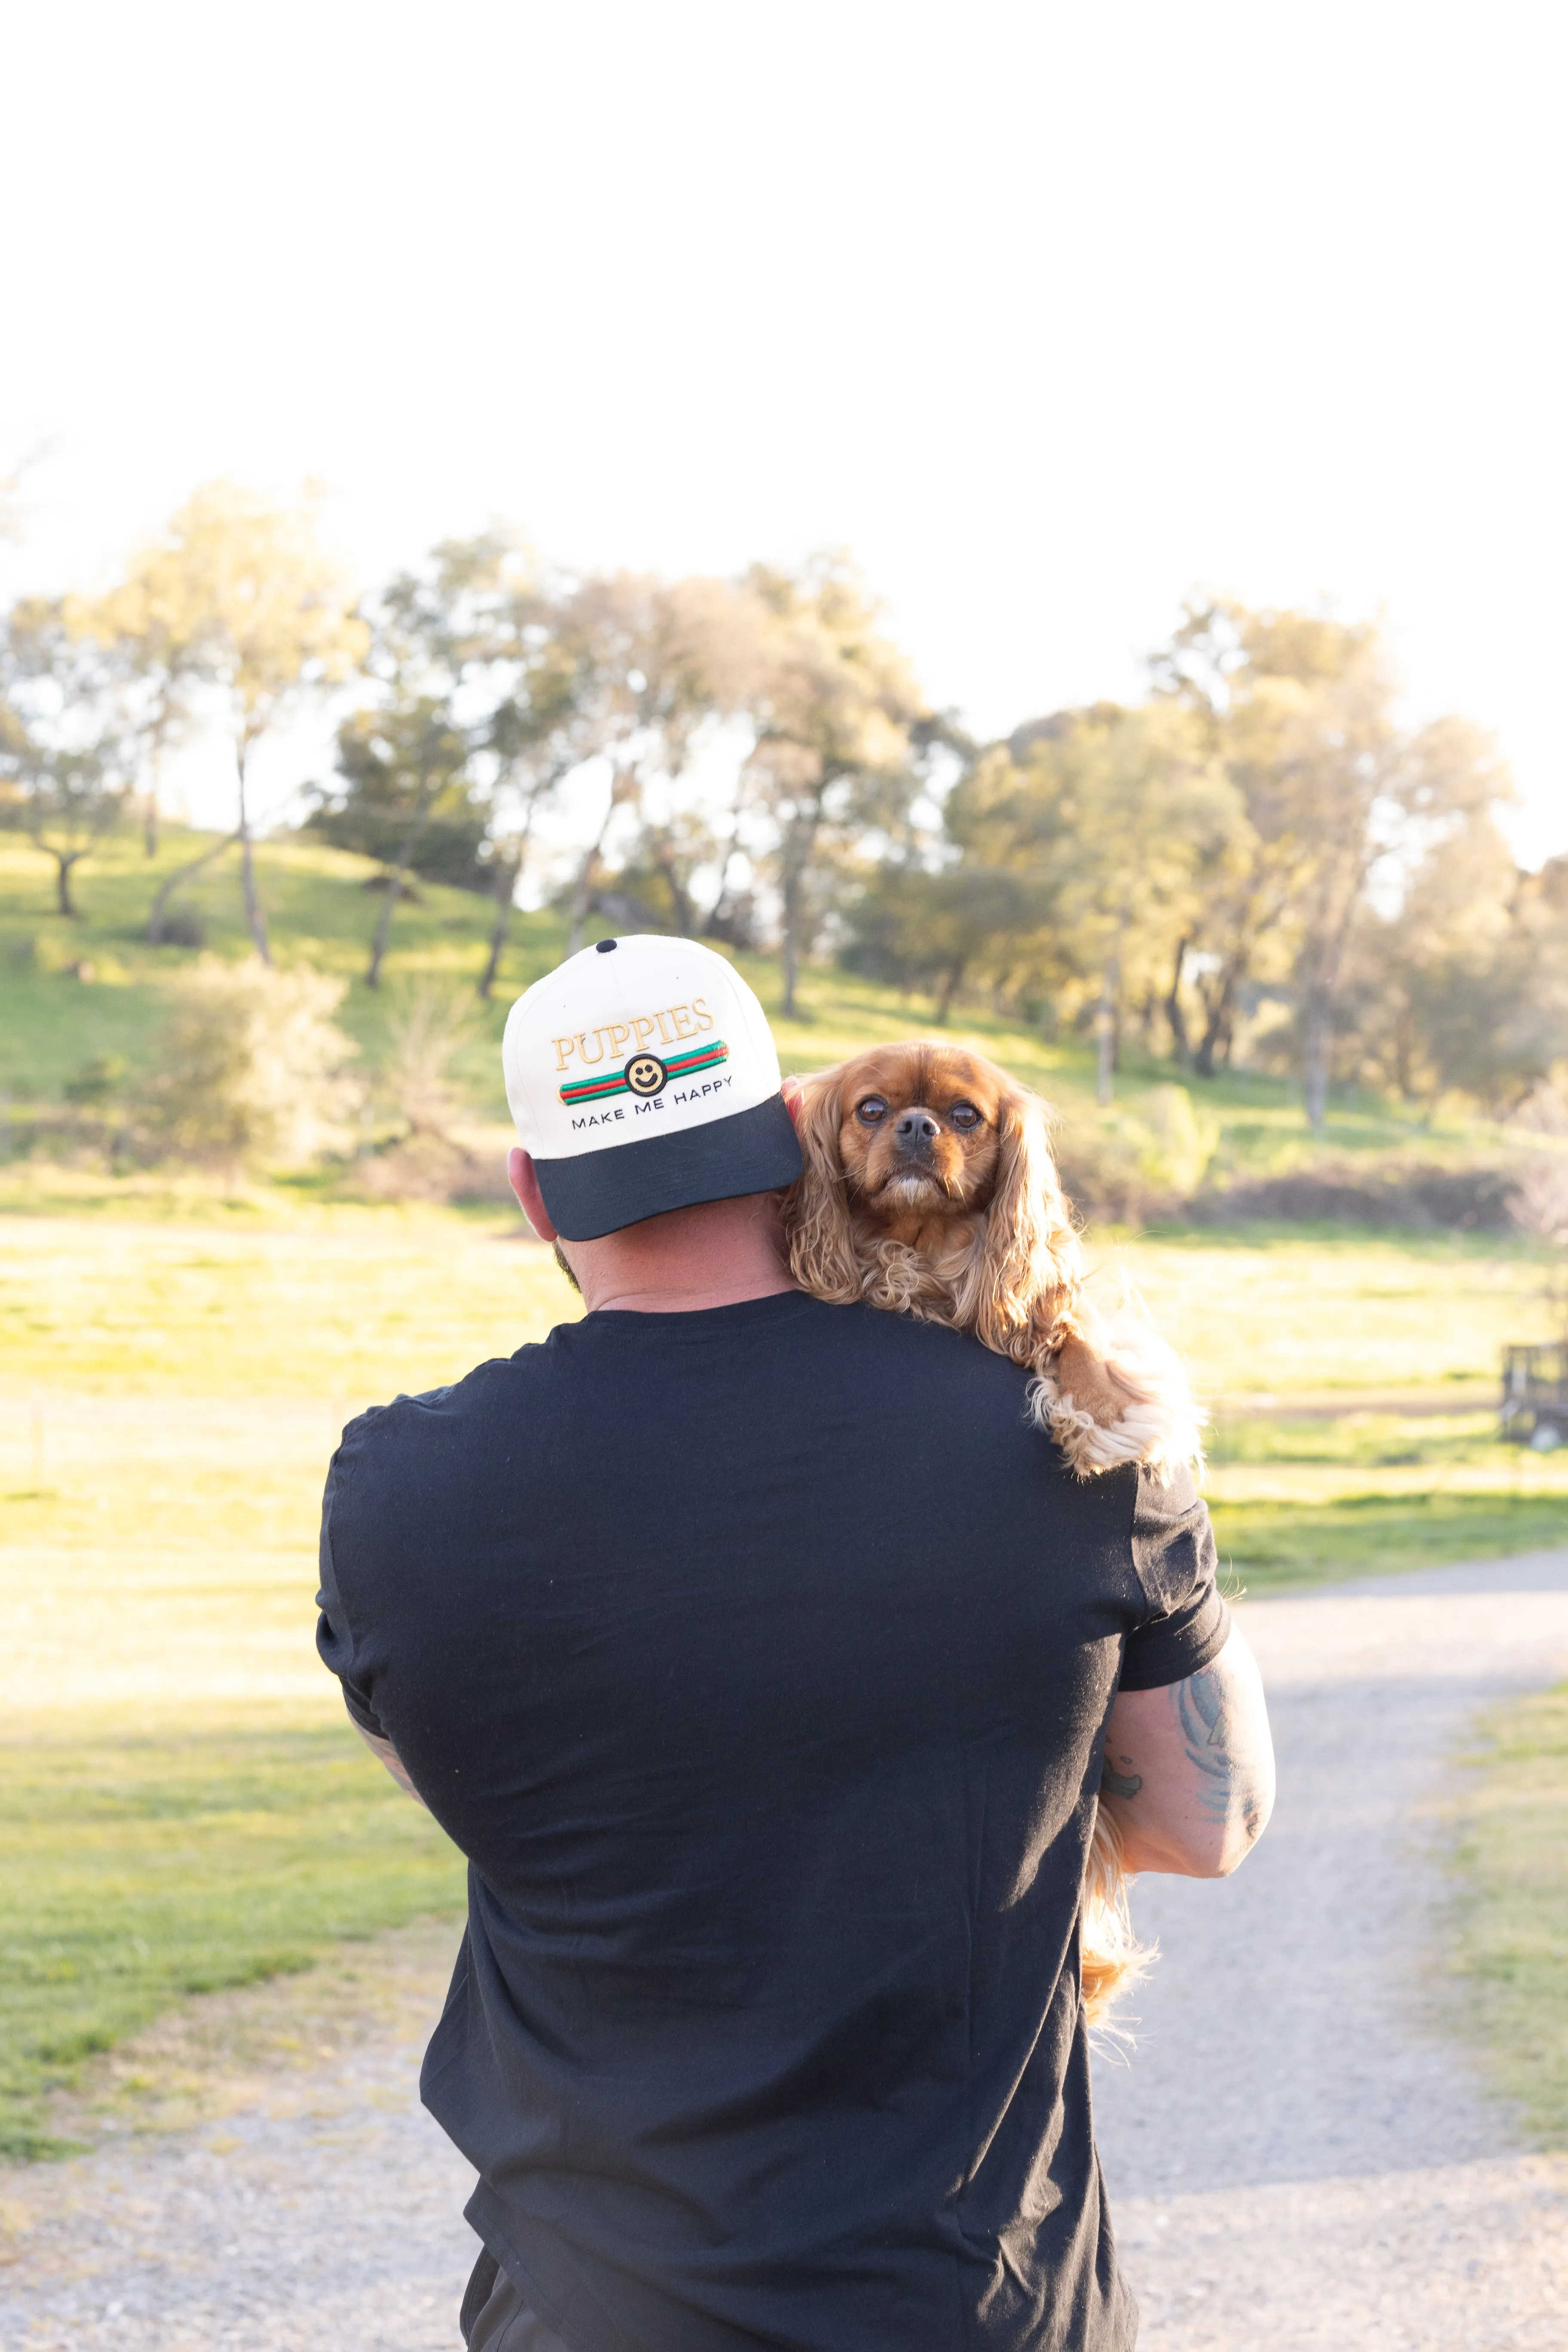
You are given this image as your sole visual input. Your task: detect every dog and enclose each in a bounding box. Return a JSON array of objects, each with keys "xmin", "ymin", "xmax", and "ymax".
[{"xmin": 780, "ymin": 1040, "xmax": 1206, "ymax": 2024}]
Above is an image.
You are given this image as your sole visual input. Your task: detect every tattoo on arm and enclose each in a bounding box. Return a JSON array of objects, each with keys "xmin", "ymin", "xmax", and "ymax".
[
  {"xmin": 1173, "ymin": 1666, "xmax": 1268, "ymax": 1840},
  {"xmin": 356, "ymin": 1724, "xmax": 429, "ymax": 1810}
]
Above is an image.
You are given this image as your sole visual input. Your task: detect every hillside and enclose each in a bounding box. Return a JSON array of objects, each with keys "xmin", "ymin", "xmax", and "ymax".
[{"xmin": 0, "ymin": 822, "xmax": 1537, "ymax": 1219}]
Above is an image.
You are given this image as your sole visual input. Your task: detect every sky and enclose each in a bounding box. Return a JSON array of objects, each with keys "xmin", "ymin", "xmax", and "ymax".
[{"xmin": 3, "ymin": 0, "xmax": 1565, "ymax": 861}]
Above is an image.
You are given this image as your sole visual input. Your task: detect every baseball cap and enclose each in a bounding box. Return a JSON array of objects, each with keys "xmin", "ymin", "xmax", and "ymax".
[{"xmin": 502, "ymin": 935, "xmax": 803, "ymax": 1240}]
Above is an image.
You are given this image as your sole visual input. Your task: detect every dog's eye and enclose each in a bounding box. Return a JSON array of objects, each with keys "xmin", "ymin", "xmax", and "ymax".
[
  {"xmin": 855, "ymin": 1096, "xmax": 889, "ymax": 1126},
  {"xmin": 949, "ymin": 1100, "xmax": 982, "ymax": 1130}
]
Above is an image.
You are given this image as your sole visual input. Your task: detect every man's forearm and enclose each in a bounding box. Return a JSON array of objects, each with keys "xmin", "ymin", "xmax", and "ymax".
[
  {"xmin": 355, "ymin": 1721, "xmax": 429, "ymax": 1809},
  {"xmin": 1098, "ymin": 1624, "xmax": 1275, "ymax": 1877}
]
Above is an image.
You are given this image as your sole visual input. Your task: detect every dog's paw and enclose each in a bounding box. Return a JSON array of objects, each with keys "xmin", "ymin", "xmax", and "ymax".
[{"xmin": 1029, "ymin": 1328, "xmax": 1205, "ymax": 1478}]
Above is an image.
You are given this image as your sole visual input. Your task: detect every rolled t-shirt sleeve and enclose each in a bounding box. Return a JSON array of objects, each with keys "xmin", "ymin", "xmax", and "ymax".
[
  {"xmin": 1119, "ymin": 1462, "xmax": 1231, "ymax": 1692},
  {"xmin": 315, "ymin": 1442, "xmax": 387, "ymax": 1740}
]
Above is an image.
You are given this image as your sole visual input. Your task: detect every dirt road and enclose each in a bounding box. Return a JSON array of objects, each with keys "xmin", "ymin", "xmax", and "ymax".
[
  {"xmin": 1093, "ymin": 1550, "xmax": 1568, "ymax": 2350},
  {"xmin": 2, "ymin": 1553, "xmax": 1566, "ymax": 2349}
]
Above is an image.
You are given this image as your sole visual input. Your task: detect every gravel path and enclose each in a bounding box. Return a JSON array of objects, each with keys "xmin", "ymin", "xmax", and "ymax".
[
  {"xmin": 2, "ymin": 1553, "xmax": 1566, "ymax": 2349},
  {"xmin": 0, "ymin": 1922, "xmax": 478, "ymax": 2350},
  {"xmin": 1094, "ymin": 1550, "xmax": 1568, "ymax": 2349}
]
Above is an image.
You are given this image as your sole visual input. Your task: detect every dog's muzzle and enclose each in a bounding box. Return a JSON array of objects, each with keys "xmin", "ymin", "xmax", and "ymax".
[{"xmin": 894, "ymin": 1110, "xmax": 939, "ymax": 1161}]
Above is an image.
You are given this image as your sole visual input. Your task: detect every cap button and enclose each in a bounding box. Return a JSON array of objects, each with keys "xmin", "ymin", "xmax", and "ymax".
[{"xmin": 595, "ymin": 938, "xmax": 618, "ymax": 954}]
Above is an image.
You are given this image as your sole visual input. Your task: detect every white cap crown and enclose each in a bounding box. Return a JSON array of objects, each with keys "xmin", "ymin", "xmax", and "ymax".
[{"xmin": 502, "ymin": 935, "xmax": 782, "ymax": 1162}]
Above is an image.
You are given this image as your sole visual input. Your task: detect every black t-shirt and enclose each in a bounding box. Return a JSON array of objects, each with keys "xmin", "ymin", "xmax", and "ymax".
[{"xmin": 317, "ymin": 1291, "xmax": 1228, "ymax": 2352}]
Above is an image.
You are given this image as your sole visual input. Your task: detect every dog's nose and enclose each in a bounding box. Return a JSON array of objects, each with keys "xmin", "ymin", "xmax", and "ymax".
[{"xmin": 894, "ymin": 1110, "xmax": 939, "ymax": 1154}]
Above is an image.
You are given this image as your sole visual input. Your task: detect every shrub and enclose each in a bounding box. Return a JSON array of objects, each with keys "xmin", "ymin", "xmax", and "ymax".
[
  {"xmin": 137, "ymin": 957, "xmax": 359, "ymax": 1170},
  {"xmin": 380, "ymin": 977, "xmax": 483, "ymax": 1141},
  {"xmin": 63, "ymin": 1051, "xmax": 129, "ymax": 1104}
]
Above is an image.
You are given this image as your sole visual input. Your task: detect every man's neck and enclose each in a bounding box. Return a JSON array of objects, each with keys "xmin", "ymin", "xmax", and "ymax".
[{"xmin": 567, "ymin": 1191, "xmax": 799, "ymax": 1316}]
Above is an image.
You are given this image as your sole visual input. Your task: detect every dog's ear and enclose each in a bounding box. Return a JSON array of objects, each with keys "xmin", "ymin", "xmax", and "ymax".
[
  {"xmin": 956, "ymin": 1084, "xmax": 1085, "ymax": 1360},
  {"xmin": 781, "ymin": 1068, "xmax": 864, "ymax": 1304}
]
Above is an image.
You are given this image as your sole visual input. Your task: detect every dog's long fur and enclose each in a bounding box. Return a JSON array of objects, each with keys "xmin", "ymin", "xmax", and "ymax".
[{"xmin": 780, "ymin": 1041, "xmax": 1204, "ymax": 2024}]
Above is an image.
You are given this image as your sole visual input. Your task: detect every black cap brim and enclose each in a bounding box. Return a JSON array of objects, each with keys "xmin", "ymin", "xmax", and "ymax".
[{"xmin": 533, "ymin": 1093, "xmax": 803, "ymax": 1242}]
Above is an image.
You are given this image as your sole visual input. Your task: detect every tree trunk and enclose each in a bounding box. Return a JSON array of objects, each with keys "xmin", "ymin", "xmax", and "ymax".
[
  {"xmin": 55, "ymin": 852, "xmax": 84, "ymax": 919},
  {"xmin": 780, "ymin": 865, "xmax": 805, "ymax": 1020},
  {"xmin": 1193, "ymin": 962, "xmax": 1239, "ymax": 1079},
  {"xmin": 366, "ymin": 796, "xmax": 436, "ymax": 990},
  {"xmin": 777, "ymin": 784, "xmax": 831, "ymax": 1022},
  {"xmin": 143, "ymin": 793, "xmax": 160, "ymax": 858},
  {"xmin": 147, "ymin": 830, "xmax": 238, "ymax": 943},
  {"xmin": 1165, "ymin": 936, "xmax": 1191, "ymax": 1066},
  {"xmin": 566, "ymin": 778, "xmax": 633, "ymax": 958},
  {"xmin": 1095, "ymin": 955, "xmax": 1119, "ymax": 1107},
  {"xmin": 653, "ymin": 839, "xmax": 695, "ymax": 936},
  {"xmin": 935, "ymin": 959, "xmax": 965, "ymax": 1025},
  {"xmin": 1303, "ymin": 993, "xmax": 1332, "ymax": 1132},
  {"xmin": 478, "ymin": 849, "xmax": 523, "ymax": 1001},
  {"xmin": 566, "ymin": 839, "xmax": 600, "ymax": 960},
  {"xmin": 235, "ymin": 740, "xmax": 271, "ymax": 965},
  {"xmin": 1301, "ymin": 893, "xmax": 1358, "ymax": 1133}
]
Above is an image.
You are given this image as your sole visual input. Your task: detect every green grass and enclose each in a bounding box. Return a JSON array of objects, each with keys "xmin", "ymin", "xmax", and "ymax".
[
  {"xmin": 1213, "ymin": 1493, "xmax": 1568, "ymax": 1591},
  {"xmin": 0, "ymin": 1715, "xmax": 463, "ymax": 2158},
  {"xmin": 1451, "ymin": 1681, "xmax": 1568, "ymax": 2146},
  {"xmin": 0, "ymin": 1210, "xmax": 574, "ymax": 1394},
  {"xmin": 1205, "ymin": 1406, "xmax": 1568, "ymax": 1589}
]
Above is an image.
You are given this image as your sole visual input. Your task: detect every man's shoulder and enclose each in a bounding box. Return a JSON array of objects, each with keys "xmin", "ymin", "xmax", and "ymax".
[{"xmin": 338, "ymin": 1345, "xmax": 552, "ymax": 1460}]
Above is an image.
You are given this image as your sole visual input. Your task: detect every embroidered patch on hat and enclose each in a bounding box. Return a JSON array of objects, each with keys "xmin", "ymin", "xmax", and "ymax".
[{"xmin": 559, "ymin": 1038, "xmax": 729, "ymax": 1107}]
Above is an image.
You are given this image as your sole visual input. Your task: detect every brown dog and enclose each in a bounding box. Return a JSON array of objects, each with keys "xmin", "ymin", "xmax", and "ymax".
[
  {"xmin": 781, "ymin": 1040, "xmax": 1206, "ymax": 2023},
  {"xmin": 782, "ymin": 1042, "xmax": 1204, "ymax": 1477}
]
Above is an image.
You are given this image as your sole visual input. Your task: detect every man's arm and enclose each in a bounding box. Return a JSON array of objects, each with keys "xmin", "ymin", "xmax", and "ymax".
[
  {"xmin": 1097, "ymin": 1621, "xmax": 1274, "ymax": 1878},
  {"xmin": 354, "ymin": 1721, "xmax": 429, "ymax": 1810}
]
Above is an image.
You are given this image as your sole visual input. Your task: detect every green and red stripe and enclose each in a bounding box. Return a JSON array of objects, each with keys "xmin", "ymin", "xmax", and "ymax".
[{"xmin": 560, "ymin": 1038, "xmax": 729, "ymax": 1106}]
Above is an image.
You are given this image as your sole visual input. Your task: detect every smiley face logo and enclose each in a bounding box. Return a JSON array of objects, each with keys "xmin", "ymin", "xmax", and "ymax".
[{"xmin": 625, "ymin": 1052, "xmax": 668, "ymax": 1098}]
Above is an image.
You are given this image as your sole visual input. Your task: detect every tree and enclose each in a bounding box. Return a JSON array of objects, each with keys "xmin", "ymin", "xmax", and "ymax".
[
  {"xmin": 472, "ymin": 695, "xmax": 577, "ymax": 999},
  {"xmin": 104, "ymin": 482, "xmax": 368, "ymax": 962},
  {"xmin": 430, "ymin": 533, "xmax": 583, "ymax": 999},
  {"xmin": 741, "ymin": 558, "xmax": 928, "ymax": 1018},
  {"xmin": 309, "ymin": 551, "xmax": 483, "ymax": 990},
  {"xmin": 529, "ymin": 570, "xmax": 756, "ymax": 959},
  {"xmin": 331, "ymin": 695, "xmax": 478, "ymax": 987},
  {"xmin": 69, "ymin": 574, "xmax": 207, "ymax": 858},
  {"xmin": 843, "ymin": 861, "xmax": 1052, "ymax": 1021},
  {"xmin": 0, "ymin": 597, "xmax": 133, "ymax": 915},
  {"xmin": 1333, "ymin": 726, "xmax": 1522, "ymax": 1102},
  {"xmin": 937, "ymin": 708, "xmax": 1239, "ymax": 1098},
  {"xmin": 1365, "ymin": 848, "xmax": 1568, "ymax": 1109},
  {"xmin": 1153, "ymin": 601, "xmax": 1518, "ymax": 1122}
]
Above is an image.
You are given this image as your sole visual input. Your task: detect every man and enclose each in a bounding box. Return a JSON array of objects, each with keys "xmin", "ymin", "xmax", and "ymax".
[{"xmin": 317, "ymin": 935, "xmax": 1275, "ymax": 2352}]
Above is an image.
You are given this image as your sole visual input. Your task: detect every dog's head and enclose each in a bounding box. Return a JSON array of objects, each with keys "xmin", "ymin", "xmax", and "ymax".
[
  {"xmin": 782, "ymin": 1040, "xmax": 1085, "ymax": 1357},
  {"xmin": 824, "ymin": 1041, "xmax": 1008, "ymax": 1230}
]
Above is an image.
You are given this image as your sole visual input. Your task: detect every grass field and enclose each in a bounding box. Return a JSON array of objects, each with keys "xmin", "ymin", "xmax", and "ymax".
[
  {"xmin": 1451, "ymin": 1681, "xmax": 1568, "ymax": 2145},
  {"xmin": 2, "ymin": 821, "xmax": 1566, "ymax": 2159}
]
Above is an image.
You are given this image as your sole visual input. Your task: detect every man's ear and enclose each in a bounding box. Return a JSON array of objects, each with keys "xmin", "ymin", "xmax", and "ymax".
[
  {"xmin": 781, "ymin": 1076, "xmax": 802, "ymax": 1127},
  {"xmin": 509, "ymin": 1148, "xmax": 559, "ymax": 1242}
]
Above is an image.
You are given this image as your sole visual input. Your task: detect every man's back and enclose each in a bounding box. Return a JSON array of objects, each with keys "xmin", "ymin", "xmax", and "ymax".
[{"xmin": 319, "ymin": 1291, "xmax": 1226, "ymax": 2352}]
